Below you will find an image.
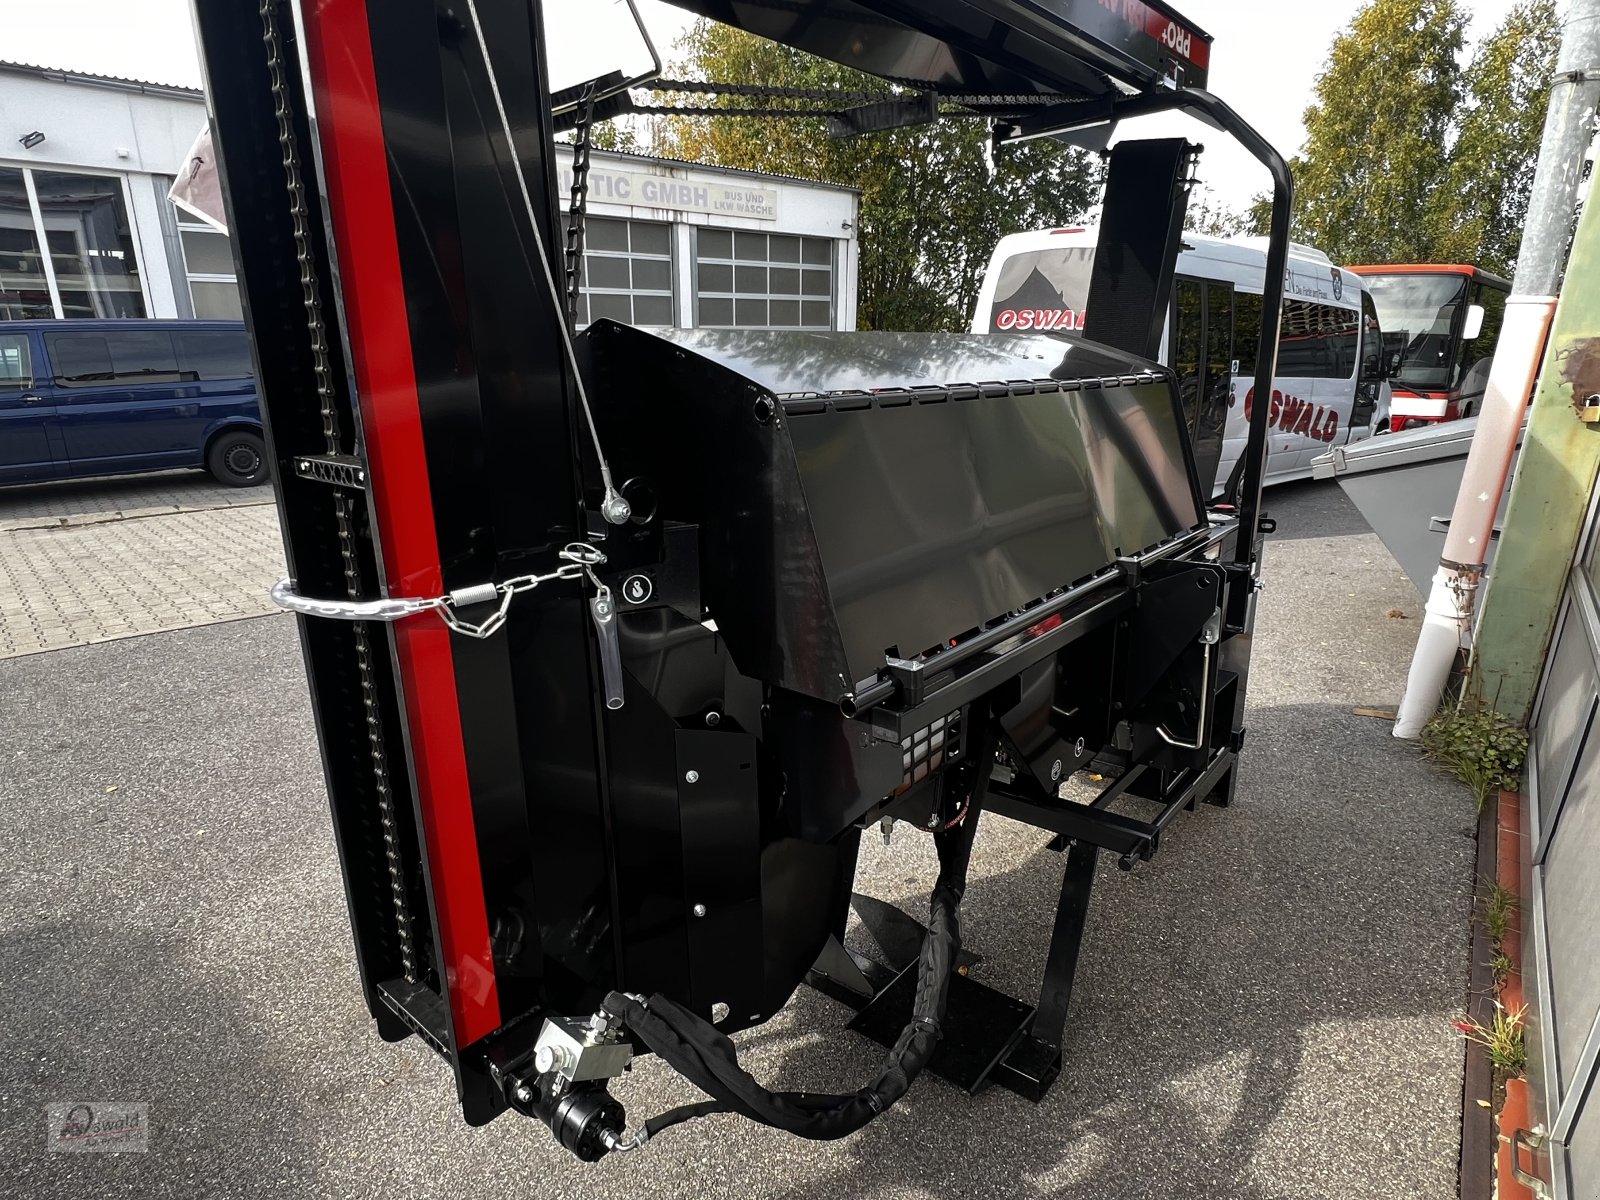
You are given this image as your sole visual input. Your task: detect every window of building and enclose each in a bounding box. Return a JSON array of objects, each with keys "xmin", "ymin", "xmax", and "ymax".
[
  {"xmin": 47, "ymin": 329, "xmax": 184, "ymax": 387},
  {"xmin": 575, "ymin": 217, "xmax": 674, "ymax": 327},
  {"xmin": 695, "ymin": 229, "xmax": 834, "ymax": 330},
  {"xmin": 178, "ymin": 223, "xmax": 244, "ymax": 320},
  {"xmin": 0, "ymin": 167, "xmax": 60, "ymax": 320},
  {"xmin": 0, "ymin": 166, "xmax": 147, "ymax": 320},
  {"xmin": 32, "ymin": 171, "xmax": 146, "ymax": 318}
]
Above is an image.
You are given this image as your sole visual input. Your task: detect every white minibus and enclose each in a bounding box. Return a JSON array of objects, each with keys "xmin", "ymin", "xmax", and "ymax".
[{"xmin": 972, "ymin": 227, "xmax": 1391, "ymax": 490}]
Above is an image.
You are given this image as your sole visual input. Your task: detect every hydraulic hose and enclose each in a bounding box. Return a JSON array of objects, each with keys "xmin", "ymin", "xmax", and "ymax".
[{"xmin": 604, "ymin": 776, "xmax": 987, "ymax": 1145}]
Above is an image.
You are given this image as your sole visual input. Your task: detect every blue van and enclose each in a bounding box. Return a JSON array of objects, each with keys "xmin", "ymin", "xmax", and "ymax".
[{"xmin": 0, "ymin": 319, "xmax": 267, "ymax": 487}]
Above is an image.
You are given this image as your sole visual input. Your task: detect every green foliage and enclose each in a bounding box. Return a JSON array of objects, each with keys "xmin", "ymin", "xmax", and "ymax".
[
  {"xmin": 588, "ymin": 121, "xmax": 645, "ymax": 154},
  {"xmin": 1483, "ymin": 878, "xmax": 1519, "ymax": 946},
  {"xmin": 1420, "ymin": 703, "xmax": 1528, "ymax": 809},
  {"xmin": 655, "ymin": 21, "xmax": 1101, "ymax": 331},
  {"xmin": 1187, "ymin": 189, "xmax": 1253, "ymax": 239},
  {"xmin": 1284, "ymin": 0, "xmax": 1558, "ymax": 274},
  {"xmin": 1292, "ymin": 0, "xmax": 1467, "ymax": 264},
  {"xmin": 1491, "ymin": 952, "xmax": 1515, "ymax": 986},
  {"xmin": 1433, "ymin": 0, "xmax": 1560, "ymax": 273},
  {"xmin": 1456, "ymin": 1001, "xmax": 1527, "ymax": 1075}
]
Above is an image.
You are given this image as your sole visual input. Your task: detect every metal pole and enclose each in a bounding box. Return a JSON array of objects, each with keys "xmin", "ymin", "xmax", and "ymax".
[{"xmin": 1392, "ymin": 0, "xmax": 1600, "ymax": 738}]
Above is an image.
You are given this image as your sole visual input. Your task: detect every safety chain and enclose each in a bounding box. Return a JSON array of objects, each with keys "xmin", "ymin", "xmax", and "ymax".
[
  {"xmin": 565, "ymin": 81, "xmax": 598, "ymax": 325},
  {"xmin": 629, "ymin": 103, "xmax": 850, "ymax": 121},
  {"xmin": 645, "ymin": 77, "xmax": 885, "ymax": 103},
  {"xmin": 642, "ymin": 77, "xmax": 1066, "ymax": 111},
  {"xmin": 261, "ymin": 0, "xmax": 421, "ymax": 983},
  {"xmin": 272, "ymin": 544, "xmax": 609, "ymax": 641}
]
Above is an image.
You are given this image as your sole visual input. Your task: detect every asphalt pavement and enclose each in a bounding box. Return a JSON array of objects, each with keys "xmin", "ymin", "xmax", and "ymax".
[{"xmin": 0, "ymin": 479, "xmax": 1477, "ymax": 1199}]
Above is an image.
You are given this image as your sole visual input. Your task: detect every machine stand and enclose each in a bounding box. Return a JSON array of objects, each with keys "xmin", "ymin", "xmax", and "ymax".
[{"xmin": 836, "ymin": 836, "xmax": 1101, "ymax": 1101}]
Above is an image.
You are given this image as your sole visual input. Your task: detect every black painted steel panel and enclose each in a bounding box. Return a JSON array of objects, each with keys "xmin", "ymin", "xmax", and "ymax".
[
  {"xmin": 657, "ymin": 0, "xmax": 1211, "ymax": 96},
  {"xmin": 584, "ymin": 324, "xmax": 1202, "ymax": 699},
  {"xmin": 786, "ymin": 376, "xmax": 1199, "ymax": 682}
]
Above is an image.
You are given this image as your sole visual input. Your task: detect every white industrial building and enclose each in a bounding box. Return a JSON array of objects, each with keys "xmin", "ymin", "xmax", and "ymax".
[{"xmin": 0, "ymin": 59, "xmax": 860, "ymax": 330}]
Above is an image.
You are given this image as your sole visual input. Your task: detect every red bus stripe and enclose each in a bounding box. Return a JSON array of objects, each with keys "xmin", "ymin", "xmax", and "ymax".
[{"xmin": 300, "ymin": 0, "xmax": 501, "ymax": 1048}]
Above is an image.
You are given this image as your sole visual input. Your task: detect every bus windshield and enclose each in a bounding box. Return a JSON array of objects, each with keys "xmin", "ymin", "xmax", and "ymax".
[{"xmin": 1360, "ymin": 272, "xmax": 1469, "ymax": 391}]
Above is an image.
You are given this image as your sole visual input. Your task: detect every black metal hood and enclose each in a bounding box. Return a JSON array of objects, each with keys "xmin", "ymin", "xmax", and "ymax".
[
  {"xmin": 582, "ymin": 323, "xmax": 1204, "ymax": 703},
  {"xmin": 657, "ymin": 0, "xmax": 1213, "ymax": 97}
]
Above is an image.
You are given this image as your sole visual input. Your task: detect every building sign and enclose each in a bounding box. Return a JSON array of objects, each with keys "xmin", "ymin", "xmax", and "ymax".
[{"xmin": 557, "ymin": 164, "xmax": 780, "ymax": 221}]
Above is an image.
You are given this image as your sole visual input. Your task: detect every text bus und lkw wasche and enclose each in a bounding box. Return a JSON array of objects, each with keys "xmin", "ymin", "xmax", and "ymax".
[
  {"xmin": 972, "ymin": 226, "xmax": 1392, "ymax": 489},
  {"xmin": 0, "ymin": 319, "xmax": 266, "ymax": 488}
]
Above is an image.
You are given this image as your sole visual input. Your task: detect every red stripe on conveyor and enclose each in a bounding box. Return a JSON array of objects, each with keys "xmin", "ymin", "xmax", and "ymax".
[{"xmin": 300, "ymin": 0, "xmax": 501, "ymax": 1049}]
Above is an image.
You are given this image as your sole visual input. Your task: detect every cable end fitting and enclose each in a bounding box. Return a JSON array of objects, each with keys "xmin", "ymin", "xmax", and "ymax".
[{"xmin": 601, "ymin": 488, "xmax": 632, "ymax": 525}]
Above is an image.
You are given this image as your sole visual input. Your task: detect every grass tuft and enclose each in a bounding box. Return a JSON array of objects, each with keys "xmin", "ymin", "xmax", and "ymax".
[{"xmin": 1455, "ymin": 1002, "xmax": 1527, "ymax": 1075}]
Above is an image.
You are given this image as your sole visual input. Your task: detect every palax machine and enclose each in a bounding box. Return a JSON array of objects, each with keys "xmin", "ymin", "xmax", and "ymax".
[{"xmin": 194, "ymin": 0, "xmax": 1293, "ymax": 1162}]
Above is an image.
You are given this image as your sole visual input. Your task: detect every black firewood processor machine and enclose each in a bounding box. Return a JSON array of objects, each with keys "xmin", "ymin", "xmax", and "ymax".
[{"xmin": 195, "ymin": 0, "xmax": 1293, "ymax": 1164}]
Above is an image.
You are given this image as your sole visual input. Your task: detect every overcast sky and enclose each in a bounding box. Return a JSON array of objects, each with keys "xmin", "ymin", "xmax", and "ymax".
[{"xmin": 5, "ymin": 0, "xmax": 1532, "ymax": 210}]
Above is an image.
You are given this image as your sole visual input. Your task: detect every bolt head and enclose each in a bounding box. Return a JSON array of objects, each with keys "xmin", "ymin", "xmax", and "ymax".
[
  {"xmin": 533, "ymin": 1046, "xmax": 557, "ymax": 1075},
  {"xmin": 705, "ymin": 711, "xmax": 721, "ymax": 727},
  {"xmin": 692, "ymin": 903, "xmax": 708, "ymax": 918},
  {"xmin": 515, "ymin": 1083, "xmax": 534, "ymax": 1103},
  {"xmin": 684, "ymin": 770, "xmax": 699, "ymax": 784}
]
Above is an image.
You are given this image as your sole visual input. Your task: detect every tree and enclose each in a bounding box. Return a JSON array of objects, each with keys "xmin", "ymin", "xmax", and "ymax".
[
  {"xmin": 1186, "ymin": 188, "xmax": 1253, "ymax": 239},
  {"xmin": 652, "ymin": 21, "xmax": 1102, "ymax": 331},
  {"xmin": 1282, "ymin": 0, "xmax": 1559, "ymax": 273},
  {"xmin": 1430, "ymin": 0, "xmax": 1560, "ymax": 274},
  {"xmin": 1292, "ymin": 0, "xmax": 1468, "ymax": 264}
]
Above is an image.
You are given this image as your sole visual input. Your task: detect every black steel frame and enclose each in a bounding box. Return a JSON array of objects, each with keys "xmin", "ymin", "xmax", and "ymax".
[
  {"xmin": 816, "ymin": 514, "xmax": 1247, "ymax": 1101},
  {"xmin": 191, "ymin": 0, "xmax": 1290, "ymax": 1136},
  {"xmin": 821, "ymin": 738, "xmax": 1238, "ymax": 1101}
]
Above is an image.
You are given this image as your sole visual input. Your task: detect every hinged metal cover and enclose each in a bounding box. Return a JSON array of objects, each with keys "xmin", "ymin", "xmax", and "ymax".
[{"xmin": 582, "ymin": 324, "xmax": 1204, "ymax": 702}]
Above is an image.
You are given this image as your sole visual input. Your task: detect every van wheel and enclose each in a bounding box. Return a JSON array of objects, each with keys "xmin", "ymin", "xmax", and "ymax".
[{"xmin": 207, "ymin": 430, "xmax": 270, "ymax": 487}]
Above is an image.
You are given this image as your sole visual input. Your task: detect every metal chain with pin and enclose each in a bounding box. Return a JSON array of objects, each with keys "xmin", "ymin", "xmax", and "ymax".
[{"xmin": 270, "ymin": 542, "xmax": 629, "ymax": 708}]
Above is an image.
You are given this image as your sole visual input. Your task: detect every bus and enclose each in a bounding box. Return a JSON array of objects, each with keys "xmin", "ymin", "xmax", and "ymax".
[
  {"xmin": 972, "ymin": 226, "xmax": 1392, "ymax": 491},
  {"xmin": 1348, "ymin": 264, "xmax": 1510, "ymax": 429}
]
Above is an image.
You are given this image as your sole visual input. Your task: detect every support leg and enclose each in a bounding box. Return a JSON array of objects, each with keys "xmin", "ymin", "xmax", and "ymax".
[
  {"xmin": 1031, "ymin": 838, "xmax": 1099, "ymax": 1049},
  {"xmin": 992, "ymin": 837, "xmax": 1099, "ymax": 1100},
  {"xmin": 1204, "ymin": 759, "xmax": 1236, "ymax": 807}
]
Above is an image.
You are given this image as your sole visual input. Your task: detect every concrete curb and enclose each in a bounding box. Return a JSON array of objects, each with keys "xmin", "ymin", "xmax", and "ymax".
[
  {"xmin": 1494, "ymin": 788, "xmax": 1534, "ymax": 1200},
  {"xmin": 0, "ymin": 498, "xmax": 274, "ymax": 534}
]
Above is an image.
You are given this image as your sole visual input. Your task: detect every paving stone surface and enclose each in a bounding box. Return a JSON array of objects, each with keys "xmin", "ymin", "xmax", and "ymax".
[{"xmin": 0, "ymin": 478, "xmax": 284, "ymax": 658}]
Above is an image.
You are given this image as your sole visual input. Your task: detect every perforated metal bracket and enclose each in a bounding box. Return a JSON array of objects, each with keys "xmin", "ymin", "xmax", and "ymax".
[{"xmin": 294, "ymin": 454, "xmax": 367, "ymax": 489}]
